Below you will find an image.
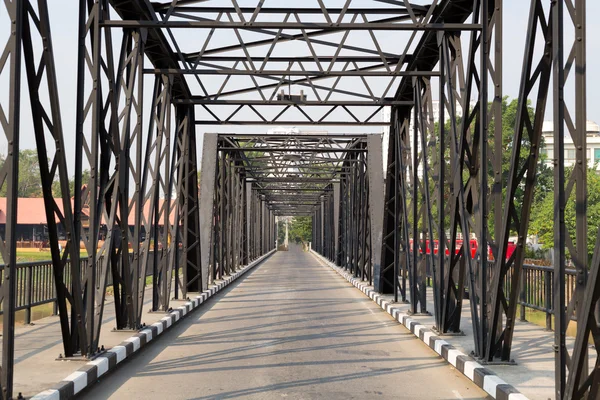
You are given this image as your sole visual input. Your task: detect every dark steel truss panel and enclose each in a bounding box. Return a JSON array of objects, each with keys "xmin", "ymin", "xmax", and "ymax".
[
  {"xmin": 380, "ymin": 0, "xmax": 507, "ymax": 362},
  {"xmin": 485, "ymin": 0, "xmax": 552, "ymax": 363},
  {"xmin": 19, "ymin": 0, "xmax": 87, "ymax": 373},
  {"xmin": 74, "ymin": 0, "xmax": 116, "ymax": 357}
]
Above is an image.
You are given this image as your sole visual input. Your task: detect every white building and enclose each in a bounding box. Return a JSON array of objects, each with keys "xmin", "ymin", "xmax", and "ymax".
[{"xmin": 540, "ymin": 121, "xmax": 600, "ymax": 169}]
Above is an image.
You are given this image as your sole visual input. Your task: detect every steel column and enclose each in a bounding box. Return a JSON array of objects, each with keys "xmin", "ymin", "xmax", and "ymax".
[
  {"xmin": 366, "ymin": 135, "xmax": 384, "ymax": 287},
  {"xmin": 552, "ymin": 0, "xmax": 591, "ymax": 397},
  {"xmin": 200, "ymin": 134, "xmax": 218, "ymax": 288},
  {"xmin": 0, "ymin": 1, "xmax": 22, "ymax": 397},
  {"xmin": 437, "ymin": 33, "xmax": 468, "ymax": 335},
  {"xmin": 333, "ymin": 183, "xmax": 341, "ymax": 262}
]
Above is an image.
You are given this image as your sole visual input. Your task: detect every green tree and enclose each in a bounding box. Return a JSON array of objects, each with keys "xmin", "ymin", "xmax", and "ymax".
[
  {"xmin": 529, "ymin": 167, "xmax": 600, "ymax": 261},
  {"xmin": 52, "ymin": 169, "xmax": 91, "ymax": 198},
  {"xmin": 288, "ymin": 216, "xmax": 312, "ymax": 244},
  {"xmin": 0, "ymin": 150, "xmax": 43, "ymax": 197}
]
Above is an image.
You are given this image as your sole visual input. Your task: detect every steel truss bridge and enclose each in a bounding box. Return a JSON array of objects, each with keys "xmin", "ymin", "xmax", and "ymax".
[{"xmin": 0, "ymin": 0, "xmax": 597, "ymax": 399}]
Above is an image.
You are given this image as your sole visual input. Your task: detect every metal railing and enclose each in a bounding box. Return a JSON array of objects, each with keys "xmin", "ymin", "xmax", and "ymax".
[
  {"xmin": 518, "ymin": 264, "xmax": 577, "ymax": 330},
  {"xmin": 421, "ymin": 257, "xmax": 577, "ymax": 331},
  {"xmin": 1, "ymin": 252, "xmax": 578, "ymax": 330},
  {"xmin": 0, "ymin": 253, "xmax": 159, "ymax": 324}
]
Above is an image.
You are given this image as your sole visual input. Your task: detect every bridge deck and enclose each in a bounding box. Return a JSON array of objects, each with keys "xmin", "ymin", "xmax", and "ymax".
[{"xmin": 79, "ymin": 246, "xmax": 486, "ymax": 399}]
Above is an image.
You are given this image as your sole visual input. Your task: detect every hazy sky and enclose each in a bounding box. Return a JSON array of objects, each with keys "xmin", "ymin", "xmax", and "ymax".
[{"xmin": 1, "ymin": 0, "xmax": 598, "ymax": 175}]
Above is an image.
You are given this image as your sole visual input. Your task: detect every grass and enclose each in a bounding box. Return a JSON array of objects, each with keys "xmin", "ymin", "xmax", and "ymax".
[
  {"xmin": 0, "ymin": 303, "xmax": 57, "ymax": 330},
  {"xmin": 522, "ymin": 308, "xmax": 594, "ymax": 344},
  {"xmin": 7, "ymin": 248, "xmax": 89, "ymax": 264},
  {"xmin": 521, "ymin": 308, "xmax": 553, "ymax": 331}
]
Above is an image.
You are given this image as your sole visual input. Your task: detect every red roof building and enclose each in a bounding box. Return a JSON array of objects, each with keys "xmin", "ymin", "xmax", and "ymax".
[{"xmin": 0, "ymin": 197, "xmax": 176, "ymax": 242}]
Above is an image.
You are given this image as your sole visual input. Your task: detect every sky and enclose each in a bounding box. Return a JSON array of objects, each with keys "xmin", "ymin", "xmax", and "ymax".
[{"xmin": 0, "ymin": 0, "xmax": 599, "ymax": 177}]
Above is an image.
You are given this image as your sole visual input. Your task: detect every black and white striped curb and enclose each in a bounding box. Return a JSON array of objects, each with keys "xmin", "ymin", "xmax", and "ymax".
[
  {"xmin": 31, "ymin": 250, "xmax": 276, "ymax": 400},
  {"xmin": 310, "ymin": 250, "xmax": 528, "ymax": 400}
]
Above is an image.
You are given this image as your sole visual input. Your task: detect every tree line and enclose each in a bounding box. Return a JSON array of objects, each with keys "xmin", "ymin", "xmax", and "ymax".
[{"xmin": 0, "ymin": 149, "xmax": 90, "ymax": 198}]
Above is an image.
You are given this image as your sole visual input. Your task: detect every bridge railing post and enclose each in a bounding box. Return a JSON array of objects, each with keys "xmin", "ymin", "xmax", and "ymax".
[
  {"xmin": 24, "ymin": 265, "xmax": 32, "ymax": 325},
  {"xmin": 519, "ymin": 268, "xmax": 526, "ymax": 322},
  {"xmin": 544, "ymin": 269, "xmax": 552, "ymax": 331}
]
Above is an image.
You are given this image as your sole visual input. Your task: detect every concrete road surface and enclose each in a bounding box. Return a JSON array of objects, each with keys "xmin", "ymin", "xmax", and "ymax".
[{"xmin": 80, "ymin": 246, "xmax": 489, "ymax": 400}]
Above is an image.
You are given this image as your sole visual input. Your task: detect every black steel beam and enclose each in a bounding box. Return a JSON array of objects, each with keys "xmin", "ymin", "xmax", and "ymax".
[
  {"xmin": 103, "ymin": 20, "xmax": 482, "ymax": 31},
  {"xmin": 219, "ymin": 133, "xmax": 369, "ymax": 139},
  {"xmin": 178, "ymin": 56, "xmax": 408, "ymax": 63},
  {"xmin": 175, "ymin": 99, "xmax": 412, "ymax": 106},
  {"xmin": 219, "ymin": 148, "xmax": 366, "ymax": 153},
  {"xmin": 153, "ymin": 6, "xmax": 426, "ymax": 15},
  {"xmin": 197, "ymin": 121, "xmax": 390, "ymax": 126},
  {"xmin": 145, "ymin": 68, "xmax": 439, "ymax": 77}
]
